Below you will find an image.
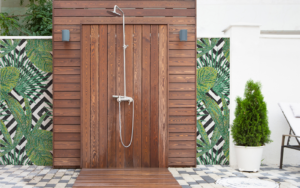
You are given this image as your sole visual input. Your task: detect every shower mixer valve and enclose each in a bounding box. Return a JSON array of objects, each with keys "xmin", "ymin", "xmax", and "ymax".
[{"xmin": 112, "ymin": 95, "xmax": 134, "ymax": 105}]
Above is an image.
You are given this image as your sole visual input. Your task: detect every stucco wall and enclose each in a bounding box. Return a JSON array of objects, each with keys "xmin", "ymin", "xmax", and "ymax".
[{"xmin": 224, "ymin": 25, "xmax": 300, "ymax": 166}]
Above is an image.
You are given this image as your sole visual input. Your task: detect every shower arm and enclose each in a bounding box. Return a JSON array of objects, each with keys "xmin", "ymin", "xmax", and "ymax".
[{"xmin": 115, "ymin": 5, "xmax": 128, "ymax": 97}]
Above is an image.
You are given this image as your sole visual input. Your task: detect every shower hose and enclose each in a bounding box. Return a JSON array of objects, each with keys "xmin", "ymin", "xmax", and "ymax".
[{"xmin": 118, "ymin": 100, "xmax": 134, "ymax": 148}]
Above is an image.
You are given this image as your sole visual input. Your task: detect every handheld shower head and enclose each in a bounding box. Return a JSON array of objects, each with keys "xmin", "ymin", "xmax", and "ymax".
[{"xmin": 107, "ymin": 5, "xmax": 122, "ymax": 16}]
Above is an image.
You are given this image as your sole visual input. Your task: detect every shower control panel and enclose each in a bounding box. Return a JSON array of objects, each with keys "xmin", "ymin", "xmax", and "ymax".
[{"xmin": 112, "ymin": 95, "xmax": 134, "ymax": 105}]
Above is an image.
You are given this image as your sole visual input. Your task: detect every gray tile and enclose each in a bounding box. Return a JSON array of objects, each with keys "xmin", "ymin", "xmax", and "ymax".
[
  {"xmin": 187, "ymin": 172, "xmax": 197, "ymax": 175},
  {"xmin": 45, "ymin": 184, "xmax": 56, "ymax": 187},
  {"xmin": 40, "ymin": 179, "xmax": 50, "ymax": 182},
  {"xmin": 196, "ymin": 180, "xmax": 206, "ymax": 184},
  {"xmin": 201, "ymin": 176, "xmax": 215, "ymax": 183},
  {"xmin": 272, "ymin": 179, "xmax": 285, "ymax": 182},
  {"xmin": 59, "ymin": 180, "xmax": 69, "ymax": 183},
  {"xmin": 175, "ymin": 177, "xmax": 184, "ymax": 180},
  {"xmin": 187, "ymin": 182, "xmax": 198, "ymax": 185},
  {"xmin": 181, "ymin": 186, "xmax": 191, "ymax": 188}
]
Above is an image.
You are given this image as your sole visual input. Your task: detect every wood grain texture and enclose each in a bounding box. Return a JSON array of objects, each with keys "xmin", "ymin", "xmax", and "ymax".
[
  {"xmin": 169, "ymin": 116, "xmax": 195, "ymax": 125},
  {"xmin": 54, "ymin": 9, "xmax": 195, "ymax": 17},
  {"xmin": 90, "ymin": 25, "xmax": 99, "ymax": 168},
  {"xmin": 54, "ymin": 108, "xmax": 80, "ymax": 116},
  {"xmin": 54, "ymin": 150, "xmax": 80, "ymax": 158},
  {"xmin": 54, "ymin": 117, "xmax": 80, "ymax": 125},
  {"xmin": 169, "ymin": 83, "xmax": 195, "ymax": 91},
  {"xmin": 168, "ymin": 158, "xmax": 195, "ymax": 167},
  {"xmin": 53, "ymin": 83, "xmax": 80, "ymax": 91},
  {"xmin": 150, "ymin": 25, "xmax": 159, "ymax": 167},
  {"xmin": 169, "ymin": 92, "xmax": 195, "ymax": 100},
  {"xmin": 124, "ymin": 25, "xmax": 133, "ymax": 167},
  {"xmin": 53, "ymin": 59, "xmax": 80, "ymax": 67},
  {"xmin": 54, "ymin": 125, "xmax": 81, "ymax": 132},
  {"xmin": 133, "ymin": 25, "xmax": 142, "ymax": 167},
  {"xmin": 54, "ymin": 67, "xmax": 80, "ymax": 74},
  {"xmin": 54, "ymin": 142, "xmax": 81, "ymax": 149},
  {"xmin": 169, "ymin": 75, "xmax": 195, "ymax": 83},
  {"xmin": 169, "ymin": 108, "xmax": 196, "ymax": 116},
  {"xmin": 107, "ymin": 25, "xmax": 116, "ymax": 168},
  {"xmin": 99, "ymin": 24, "xmax": 108, "ymax": 168},
  {"xmin": 54, "ymin": 1, "xmax": 195, "ymax": 8},
  {"xmin": 141, "ymin": 25, "xmax": 151, "ymax": 167},
  {"xmin": 169, "ymin": 133, "xmax": 195, "ymax": 141},
  {"xmin": 54, "ymin": 42, "xmax": 81, "ymax": 49},
  {"xmin": 169, "ymin": 33, "xmax": 195, "ymax": 42},
  {"xmin": 169, "ymin": 67, "xmax": 195, "ymax": 75},
  {"xmin": 158, "ymin": 25, "xmax": 168, "ymax": 168},
  {"xmin": 53, "ymin": 50, "xmax": 80, "ymax": 58},
  {"xmin": 54, "ymin": 17, "xmax": 195, "ymax": 25},
  {"xmin": 54, "ymin": 158, "xmax": 80, "ymax": 166},
  {"xmin": 54, "ymin": 133, "xmax": 80, "ymax": 141},
  {"xmin": 168, "ymin": 125, "xmax": 195, "ymax": 133},
  {"xmin": 168, "ymin": 150, "xmax": 195, "ymax": 158},
  {"xmin": 54, "ymin": 92, "xmax": 80, "ymax": 99},
  {"xmin": 169, "ymin": 141, "xmax": 195, "ymax": 150},
  {"xmin": 53, "ymin": 33, "xmax": 80, "ymax": 42},
  {"xmin": 169, "ymin": 58, "xmax": 195, "ymax": 67},
  {"xmin": 81, "ymin": 25, "xmax": 91, "ymax": 168},
  {"xmin": 169, "ymin": 50, "xmax": 195, "ymax": 58},
  {"xmin": 54, "ymin": 75, "xmax": 80, "ymax": 83},
  {"xmin": 169, "ymin": 42, "xmax": 195, "ymax": 50},
  {"xmin": 169, "ymin": 25, "xmax": 196, "ymax": 33}
]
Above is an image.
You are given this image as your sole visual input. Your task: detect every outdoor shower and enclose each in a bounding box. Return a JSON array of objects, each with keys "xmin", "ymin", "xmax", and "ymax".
[{"xmin": 108, "ymin": 5, "xmax": 134, "ymax": 148}]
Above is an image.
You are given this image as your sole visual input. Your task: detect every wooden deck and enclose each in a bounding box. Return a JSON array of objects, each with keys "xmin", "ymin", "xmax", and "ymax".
[{"xmin": 73, "ymin": 168, "xmax": 181, "ymax": 188}]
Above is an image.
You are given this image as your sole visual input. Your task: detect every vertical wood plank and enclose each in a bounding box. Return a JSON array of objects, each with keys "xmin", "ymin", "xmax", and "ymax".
[
  {"xmin": 107, "ymin": 25, "xmax": 116, "ymax": 168},
  {"xmin": 141, "ymin": 25, "xmax": 151, "ymax": 167},
  {"xmin": 81, "ymin": 25, "xmax": 91, "ymax": 168},
  {"xmin": 133, "ymin": 25, "xmax": 142, "ymax": 167},
  {"xmin": 90, "ymin": 25, "xmax": 99, "ymax": 168},
  {"xmin": 116, "ymin": 24, "xmax": 125, "ymax": 168},
  {"xmin": 159, "ymin": 25, "xmax": 168, "ymax": 168},
  {"xmin": 99, "ymin": 24, "xmax": 108, "ymax": 168},
  {"xmin": 124, "ymin": 25, "xmax": 134, "ymax": 167},
  {"xmin": 150, "ymin": 25, "xmax": 159, "ymax": 167}
]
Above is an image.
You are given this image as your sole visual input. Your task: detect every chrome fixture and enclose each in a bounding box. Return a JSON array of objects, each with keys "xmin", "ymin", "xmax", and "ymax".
[
  {"xmin": 62, "ymin": 30, "xmax": 70, "ymax": 42},
  {"xmin": 179, "ymin": 29, "xmax": 188, "ymax": 41},
  {"xmin": 109, "ymin": 6, "xmax": 134, "ymax": 148}
]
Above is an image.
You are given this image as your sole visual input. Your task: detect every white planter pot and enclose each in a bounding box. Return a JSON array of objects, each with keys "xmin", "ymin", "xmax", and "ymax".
[{"xmin": 235, "ymin": 145, "xmax": 264, "ymax": 172}]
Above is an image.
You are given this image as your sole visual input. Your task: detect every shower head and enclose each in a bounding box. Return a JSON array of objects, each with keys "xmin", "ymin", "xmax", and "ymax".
[{"xmin": 107, "ymin": 5, "xmax": 122, "ymax": 16}]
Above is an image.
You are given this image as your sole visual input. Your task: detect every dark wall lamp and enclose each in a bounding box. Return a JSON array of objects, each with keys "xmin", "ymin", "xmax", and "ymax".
[
  {"xmin": 179, "ymin": 29, "xmax": 187, "ymax": 41},
  {"xmin": 62, "ymin": 30, "xmax": 70, "ymax": 42}
]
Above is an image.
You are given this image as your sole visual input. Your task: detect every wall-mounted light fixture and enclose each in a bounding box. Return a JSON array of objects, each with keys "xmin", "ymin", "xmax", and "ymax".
[
  {"xmin": 62, "ymin": 30, "xmax": 70, "ymax": 42},
  {"xmin": 179, "ymin": 29, "xmax": 187, "ymax": 41}
]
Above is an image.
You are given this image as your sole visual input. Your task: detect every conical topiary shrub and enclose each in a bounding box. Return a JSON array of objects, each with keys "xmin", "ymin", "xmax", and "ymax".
[{"xmin": 231, "ymin": 80, "xmax": 272, "ymax": 146}]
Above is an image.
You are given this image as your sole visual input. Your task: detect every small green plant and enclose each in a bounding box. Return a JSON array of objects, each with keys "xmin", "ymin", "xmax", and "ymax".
[{"xmin": 231, "ymin": 80, "xmax": 272, "ymax": 146}]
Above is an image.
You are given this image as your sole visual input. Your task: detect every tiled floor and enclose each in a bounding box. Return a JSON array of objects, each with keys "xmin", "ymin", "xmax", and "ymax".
[{"xmin": 0, "ymin": 164, "xmax": 299, "ymax": 188}]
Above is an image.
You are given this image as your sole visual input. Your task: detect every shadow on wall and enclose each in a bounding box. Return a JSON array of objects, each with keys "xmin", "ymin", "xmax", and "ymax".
[
  {"xmin": 196, "ymin": 38, "xmax": 230, "ymax": 165},
  {"xmin": 0, "ymin": 39, "xmax": 53, "ymax": 165}
]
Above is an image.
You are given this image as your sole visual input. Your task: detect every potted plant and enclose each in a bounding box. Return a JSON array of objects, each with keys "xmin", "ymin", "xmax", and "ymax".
[{"xmin": 231, "ymin": 80, "xmax": 272, "ymax": 172}]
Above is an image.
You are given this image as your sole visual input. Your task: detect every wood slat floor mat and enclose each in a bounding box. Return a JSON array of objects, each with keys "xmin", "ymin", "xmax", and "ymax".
[{"xmin": 73, "ymin": 168, "xmax": 181, "ymax": 188}]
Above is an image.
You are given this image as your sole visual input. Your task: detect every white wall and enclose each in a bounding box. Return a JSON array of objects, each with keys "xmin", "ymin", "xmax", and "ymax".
[
  {"xmin": 197, "ymin": 0, "xmax": 300, "ymax": 37},
  {"xmin": 224, "ymin": 24, "xmax": 300, "ymax": 166}
]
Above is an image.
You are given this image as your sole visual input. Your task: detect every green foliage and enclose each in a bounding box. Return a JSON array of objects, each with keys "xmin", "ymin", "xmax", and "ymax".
[
  {"xmin": 231, "ymin": 80, "xmax": 272, "ymax": 146},
  {"xmin": 26, "ymin": 40, "xmax": 53, "ymax": 72},
  {"xmin": 0, "ymin": 1, "xmax": 52, "ymax": 36},
  {"xmin": 23, "ymin": 1, "xmax": 53, "ymax": 36},
  {"xmin": 197, "ymin": 38, "xmax": 220, "ymax": 58},
  {"xmin": 0, "ymin": 67, "xmax": 20, "ymax": 93},
  {"xmin": 197, "ymin": 67, "xmax": 217, "ymax": 96},
  {"xmin": 19, "ymin": 0, "xmax": 47, "ymax": 5}
]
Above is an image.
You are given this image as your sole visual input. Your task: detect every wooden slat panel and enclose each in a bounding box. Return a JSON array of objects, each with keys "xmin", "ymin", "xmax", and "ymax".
[
  {"xmin": 169, "ymin": 58, "xmax": 195, "ymax": 67},
  {"xmin": 169, "ymin": 42, "xmax": 195, "ymax": 50},
  {"xmin": 54, "ymin": 108, "xmax": 80, "ymax": 116},
  {"xmin": 54, "ymin": 9, "xmax": 195, "ymax": 17},
  {"xmin": 54, "ymin": 158, "xmax": 80, "ymax": 166},
  {"xmin": 53, "ymin": 83, "xmax": 80, "ymax": 91},
  {"xmin": 169, "ymin": 50, "xmax": 195, "ymax": 58},
  {"xmin": 54, "ymin": 67, "xmax": 80, "ymax": 74},
  {"xmin": 54, "ymin": 125, "xmax": 81, "ymax": 132},
  {"xmin": 54, "ymin": 17, "xmax": 195, "ymax": 25},
  {"xmin": 150, "ymin": 25, "xmax": 159, "ymax": 167},
  {"xmin": 158, "ymin": 25, "xmax": 168, "ymax": 168},
  {"xmin": 169, "ymin": 116, "xmax": 195, "ymax": 125},
  {"xmin": 168, "ymin": 150, "xmax": 195, "ymax": 158},
  {"xmin": 133, "ymin": 25, "xmax": 142, "ymax": 167},
  {"xmin": 54, "ymin": 92, "xmax": 80, "ymax": 99},
  {"xmin": 169, "ymin": 133, "xmax": 195, "ymax": 141},
  {"xmin": 169, "ymin": 33, "xmax": 195, "ymax": 42},
  {"xmin": 54, "ymin": 117, "xmax": 81, "ymax": 125},
  {"xmin": 54, "ymin": 150, "xmax": 80, "ymax": 158},
  {"xmin": 124, "ymin": 25, "xmax": 133, "ymax": 168},
  {"xmin": 99, "ymin": 24, "xmax": 108, "ymax": 168},
  {"xmin": 169, "ymin": 108, "xmax": 195, "ymax": 116},
  {"xmin": 169, "ymin": 141, "xmax": 195, "ymax": 150},
  {"xmin": 169, "ymin": 100, "xmax": 195, "ymax": 107},
  {"xmin": 53, "ymin": 25, "xmax": 81, "ymax": 33},
  {"xmin": 53, "ymin": 59, "xmax": 80, "ymax": 67},
  {"xmin": 90, "ymin": 24, "xmax": 99, "ymax": 168},
  {"xmin": 169, "ymin": 67, "xmax": 195, "ymax": 75},
  {"xmin": 168, "ymin": 158, "xmax": 195, "ymax": 166},
  {"xmin": 169, "ymin": 91, "xmax": 195, "ymax": 100},
  {"xmin": 107, "ymin": 25, "xmax": 116, "ymax": 168},
  {"xmin": 53, "ymin": 33, "xmax": 80, "ymax": 42},
  {"xmin": 169, "ymin": 125, "xmax": 196, "ymax": 133},
  {"xmin": 54, "ymin": 100, "xmax": 80, "ymax": 108},
  {"xmin": 169, "ymin": 25, "xmax": 195, "ymax": 33},
  {"xmin": 54, "ymin": 133, "xmax": 81, "ymax": 141},
  {"xmin": 54, "ymin": 75, "xmax": 80, "ymax": 83},
  {"xmin": 169, "ymin": 83, "xmax": 195, "ymax": 91},
  {"xmin": 81, "ymin": 24, "xmax": 91, "ymax": 168},
  {"xmin": 141, "ymin": 25, "xmax": 151, "ymax": 167},
  {"xmin": 53, "ymin": 50, "xmax": 80, "ymax": 58},
  {"xmin": 53, "ymin": 1, "xmax": 195, "ymax": 8},
  {"xmin": 116, "ymin": 24, "xmax": 125, "ymax": 168},
  {"xmin": 53, "ymin": 42, "xmax": 81, "ymax": 49},
  {"xmin": 54, "ymin": 142, "xmax": 81, "ymax": 149},
  {"xmin": 169, "ymin": 75, "xmax": 195, "ymax": 83}
]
